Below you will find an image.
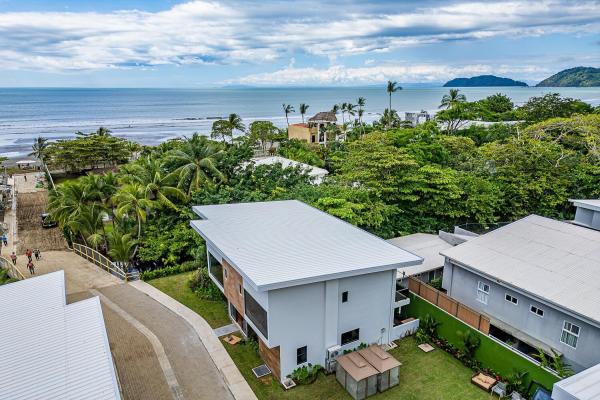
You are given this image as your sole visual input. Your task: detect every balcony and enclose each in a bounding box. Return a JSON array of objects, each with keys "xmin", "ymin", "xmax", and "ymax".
[{"xmin": 395, "ymin": 288, "xmax": 410, "ymax": 307}]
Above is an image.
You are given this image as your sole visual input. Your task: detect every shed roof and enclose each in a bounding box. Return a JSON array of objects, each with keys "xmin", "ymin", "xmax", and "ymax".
[
  {"xmin": 358, "ymin": 345, "xmax": 401, "ymax": 373},
  {"xmin": 552, "ymin": 362, "xmax": 600, "ymax": 400},
  {"xmin": 308, "ymin": 112, "xmax": 337, "ymax": 122},
  {"xmin": 337, "ymin": 352, "xmax": 379, "ymax": 381},
  {"xmin": 388, "ymin": 233, "xmax": 454, "ymax": 277},
  {"xmin": 0, "ymin": 271, "xmax": 120, "ymax": 400},
  {"xmin": 191, "ymin": 200, "xmax": 422, "ymax": 291},
  {"xmin": 441, "ymin": 215, "xmax": 600, "ymax": 325}
]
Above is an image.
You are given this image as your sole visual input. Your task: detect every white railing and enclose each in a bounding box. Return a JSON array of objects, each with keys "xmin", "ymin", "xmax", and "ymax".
[
  {"xmin": 0, "ymin": 255, "xmax": 25, "ymax": 280},
  {"xmin": 71, "ymin": 243, "xmax": 131, "ymax": 281},
  {"xmin": 391, "ymin": 318, "xmax": 420, "ymax": 341}
]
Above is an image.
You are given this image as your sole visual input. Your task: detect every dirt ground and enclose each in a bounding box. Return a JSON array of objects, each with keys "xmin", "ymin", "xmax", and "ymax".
[{"xmin": 16, "ymin": 190, "xmax": 67, "ymax": 253}]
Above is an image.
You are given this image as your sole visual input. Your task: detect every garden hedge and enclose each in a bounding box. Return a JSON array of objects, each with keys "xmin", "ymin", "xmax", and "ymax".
[{"xmin": 405, "ymin": 293, "xmax": 560, "ymax": 392}]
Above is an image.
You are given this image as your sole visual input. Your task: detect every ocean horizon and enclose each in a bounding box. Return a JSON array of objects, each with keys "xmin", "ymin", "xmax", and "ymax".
[{"xmin": 2, "ymin": 86, "xmax": 600, "ymax": 158}]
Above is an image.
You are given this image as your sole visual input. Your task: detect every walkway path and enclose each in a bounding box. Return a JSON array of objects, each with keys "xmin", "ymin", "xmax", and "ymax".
[
  {"xmin": 4, "ymin": 174, "xmax": 244, "ymax": 400},
  {"xmin": 131, "ymin": 281, "xmax": 257, "ymax": 400}
]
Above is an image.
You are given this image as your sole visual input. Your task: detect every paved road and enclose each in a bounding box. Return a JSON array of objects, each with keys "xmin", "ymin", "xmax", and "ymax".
[{"xmin": 5, "ymin": 174, "xmax": 235, "ymax": 400}]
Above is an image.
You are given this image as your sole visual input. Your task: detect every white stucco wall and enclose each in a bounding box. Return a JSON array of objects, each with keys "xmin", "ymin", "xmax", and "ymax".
[{"xmin": 267, "ymin": 270, "xmax": 396, "ymax": 380}]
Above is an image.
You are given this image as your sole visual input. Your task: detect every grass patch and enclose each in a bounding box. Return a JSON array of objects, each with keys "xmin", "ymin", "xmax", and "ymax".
[
  {"xmin": 148, "ymin": 271, "xmax": 230, "ymax": 328},
  {"xmin": 221, "ymin": 335, "xmax": 490, "ymax": 400}
]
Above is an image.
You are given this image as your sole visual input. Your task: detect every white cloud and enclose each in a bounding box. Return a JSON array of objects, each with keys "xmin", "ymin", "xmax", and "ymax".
[
  {"xmin": 0, "ymin": 0, "xmax": 598, "ymax": 71},
  {"xmin": 227, "ymin": 63, "xmax": 550, "ymax": 85}
]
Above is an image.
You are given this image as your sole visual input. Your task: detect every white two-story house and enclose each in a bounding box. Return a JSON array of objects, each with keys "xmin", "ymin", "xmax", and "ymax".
[{"xmin": 190, "ymin": 200, "xmax": 422, "ymax": 382}]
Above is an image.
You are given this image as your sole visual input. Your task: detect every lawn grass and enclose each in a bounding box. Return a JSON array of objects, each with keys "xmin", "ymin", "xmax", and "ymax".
[
  {"xmin": 149, "ymin": 272, "xmax": 490, "ymax": 400},
  {"xmin": 148, "ymin": 271, "xmax": 230, "ymax": 328},
  {"xmin": 221, "ymin": 335, "xmax": 490, "ymax": 400}
]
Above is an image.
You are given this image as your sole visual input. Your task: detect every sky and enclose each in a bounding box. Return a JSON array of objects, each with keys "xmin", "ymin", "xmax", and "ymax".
[{"xmin": 0, "ymin": 0, "xmax": 599, "ymax": 87}]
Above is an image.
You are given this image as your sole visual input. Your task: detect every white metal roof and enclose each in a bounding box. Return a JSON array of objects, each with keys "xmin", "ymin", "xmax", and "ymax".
[
  {"xmin": 0, "ymin": 271, "xmax": 121, "ymax": 400},
  {"xmin": 249, "ymin": 156, "xmax": 329, "ymax": 178},
  {"xmin": 570, "ymin": 199, "xmax": 600, "ymax": 212},
  {"xmin": 552, "ymin": 362, "xmax": 600, "ymax": 400},
  {"xmin": 441, "ymin": 215, "xmax": 600, "ymax": 325},
  {"xmin": 191, "ymin": 200, "xmax": 422, "ymax": 291},
  {"xmin": 388, "ymin": 233, "xmax": 453, "ymax": 277}
]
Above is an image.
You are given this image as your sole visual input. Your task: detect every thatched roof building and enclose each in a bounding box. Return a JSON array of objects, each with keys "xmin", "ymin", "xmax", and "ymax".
[{"xmin": 308, "ymin": 112, "xmax": 337, "ymax": 123}]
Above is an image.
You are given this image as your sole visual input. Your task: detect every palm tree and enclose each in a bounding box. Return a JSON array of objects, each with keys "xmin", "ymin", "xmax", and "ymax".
[
  {"xmin": 120, "ymin": 156, "xmax": 186, "ymax": 210},
  {"xmin": 107, "ymin": 231, "xmax": 136, "ymax": 271},
  {"xmin": 29, "ymin": 136, "xmax": 55, "ymax": 189},
  {"xmin": 439, "ymin": 89, "xmax": 467, "ymax": 109},
  {"xmin": 331, "ymin": 104, "xmax": 340, "ymax": 117},
  {"xmin": 113, "ymin": 183, "xmax": 153, "ymax": 258},
  {"xmin": 227, "ymin": 113, "xmax": 246, "ymax": 140},
  {"xmin": 299, "ymin": 103, "xmax": 309, "ymax": 123},
  {"xmin": 166, "ymin": 134, "xmax": 226, "ymax": 195},
  {"xmin": 340, "ymin": 102, "xmax": 348, "ymax": 124},
  {"xmin": 357, "ymin": 97, "xmax": 366, "ymax": 123},
  {"xmin": 282, "ymin": 104, "xmax": 295, "ymax": 126},
  {"xmin": 386, "ymin": 81, "xmax": 402, "ymax": 129}
]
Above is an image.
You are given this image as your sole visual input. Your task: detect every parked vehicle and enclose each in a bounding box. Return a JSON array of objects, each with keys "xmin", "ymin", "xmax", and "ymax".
[{"xmin": 41, "ymin": 213, "xmax": 57, "ymax": 228}]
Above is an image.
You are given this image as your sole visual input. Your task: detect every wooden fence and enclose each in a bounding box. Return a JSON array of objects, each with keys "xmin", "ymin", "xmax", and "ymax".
[
  {"xmin": 0, "ymin": 255, "xmax": 25, "ymax": 280},
  {"xmin": 71, "ymin": 243, "xmax": 130, "ymax": 281},
  {"xmin": 408, "ymin": 276, "xmax": 490, "ymax": 334}
]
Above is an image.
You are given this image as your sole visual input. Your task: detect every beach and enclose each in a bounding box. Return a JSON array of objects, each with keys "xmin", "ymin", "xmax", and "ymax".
[{"xmin": 2, "ymin": 86, "xmax": 600, "ymax": 158}]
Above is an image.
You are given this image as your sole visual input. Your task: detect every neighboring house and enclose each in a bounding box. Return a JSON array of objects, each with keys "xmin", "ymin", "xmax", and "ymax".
[
  {"xmin": 388, "ymin": 231, "xmax": 471, "ymax": 284},
  {"xmin": 552, "ymin": 362, "xmax": 600, "ymax": 400},
  {"xmin": 441, "ymin": 206, "xmax": 600, "ymax": 372},
  {"xmin": 190, "ymin": 200, "xmax": 422, "ymax": 382},
  {"xmin": 404, "ymin": 110, "xmax": 431, "ymax": 127},
  {"xmin": 570, "ymin": 199, "xmax": 600, "ymax": 231},
  {"xmin": 0, "ymin": 271, "xmax": 120, "ymax": 400},
  {"xmin": 246, "ymin": 156, "xmax": 329, "ymax": 185},
  {"xmin": 288, "ymin": 111, "xmax": 340, "ymax": 144}
]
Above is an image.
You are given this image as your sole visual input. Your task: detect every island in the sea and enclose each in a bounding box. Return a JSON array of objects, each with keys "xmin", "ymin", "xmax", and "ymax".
[
  {"xmin": 444, "ymin": 75, "xmax": 528, "ymax": 87},
  {"xmin": 536, "ymin": 66, "xmax": 600, "ymax": 87}
]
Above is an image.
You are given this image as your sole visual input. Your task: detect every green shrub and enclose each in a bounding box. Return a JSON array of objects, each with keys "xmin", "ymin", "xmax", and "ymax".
[
  {"xmin": 140, "ymin": 260, "xmax": 201, "ymax": 281},
  {"xmin": 0, "ymin": 269, "xmax": 18, "ymax": 285},
  {"xmin": 457, "ymin": 329, "xmax": 481, "ymax": 360},
  {"xmin": 187, "ymin": 268, "xmax": 224, "ymax": 301},
  {"xmin": 430, "ymin": 277, "xmax": 443, "ymax": 290},
  {"xmin": 289, "ymin": 363, "xmax": 324, "ymax": 385}
]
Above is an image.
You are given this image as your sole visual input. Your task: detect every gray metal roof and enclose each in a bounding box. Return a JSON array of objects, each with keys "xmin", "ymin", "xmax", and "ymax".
[
  {"xmin": 552, "ymin": 362, "xmax": 600, "ymax": 400},
  {"xmin": 441, "ymin": 215, "xmax": 600, "ymax": 325},
  {"xmin": 191, "ymin": 200, "xmax": 422, "ymax": 291},
  {"xmin": 570, "ymin": 199, "xmax": 600, "ymax": 212},
  {"xmin": 0, "ymin": 271, "xmax": 121, "ymax": 400},
  {"xmin": 388, "ymin": 233, "xmax": 453, "ymax": 277}
]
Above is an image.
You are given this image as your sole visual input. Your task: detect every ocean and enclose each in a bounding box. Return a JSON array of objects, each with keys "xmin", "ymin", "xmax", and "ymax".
[{"xmin": 1, "ymin": 86, "xmax": 600, "ymax": 158}]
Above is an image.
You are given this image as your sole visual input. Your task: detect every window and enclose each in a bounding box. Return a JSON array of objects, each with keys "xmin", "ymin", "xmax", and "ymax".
[
  {"xmin": 244, "ymin": 289, "xmax": 268, "ymax": 339},
  {"xmin": 342, "ymin": 291, "xmax": 349, "ymax": 303},
  {"xmin": 238, "ymin": 284, "xmax": 242, "ymax": 295},
  {"xmin": 476, "ymin": 281, "xmax": 490, "ymax": 304},
  {"xmin": 296, "ymin": 346, "xmax": 307, "ymax": 364},
  {"xmin": 341, "ymin": 328, "xmax": 360, "ymax": 345},
  {"xmin": 530, "ymin": 305, "xmax": 544, "ymax": 317},
  {"xmin": 505, "ymin": 293, "xmax": 518, "ymax": 305},
  {"xmin": 561, "ymin": 321, "xmax": 580, "ymax": 348},
  {"xmin": 223, "ymin": 269, "xmax": 228, "ymax": 279}
]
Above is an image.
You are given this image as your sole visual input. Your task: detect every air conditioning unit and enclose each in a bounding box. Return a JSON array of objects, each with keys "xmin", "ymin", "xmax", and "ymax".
[
  {"xmin": 327, "ymin": 345, "xmax": 342, "ymax": 360},
  {"xmin": 325, "ymin": 345, "xmax": 342, "ymax": 373}
]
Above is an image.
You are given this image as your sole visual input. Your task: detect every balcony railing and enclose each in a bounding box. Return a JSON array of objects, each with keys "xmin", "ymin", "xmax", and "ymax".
[{"xmin": 395, "ymin": 288, "xmax": 410, "ymax": 303}]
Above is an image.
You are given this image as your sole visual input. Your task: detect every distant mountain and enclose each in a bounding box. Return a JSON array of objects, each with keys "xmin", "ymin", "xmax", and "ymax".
[
  {"xmin": 536, "ymin": 67, "xmax": 600, "ymax": 87},
  {"xmin": 443, "ymin": 75, "xmax": 528, "ymax": 87}
]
